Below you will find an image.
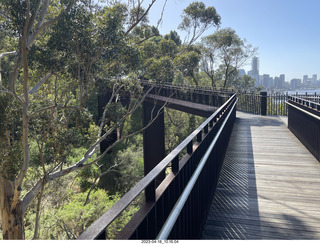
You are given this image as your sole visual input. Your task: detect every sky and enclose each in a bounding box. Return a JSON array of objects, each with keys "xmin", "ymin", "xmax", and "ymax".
[{"xmin": 145, "ymin": 0, "xmax": 320, "ymax": 81}]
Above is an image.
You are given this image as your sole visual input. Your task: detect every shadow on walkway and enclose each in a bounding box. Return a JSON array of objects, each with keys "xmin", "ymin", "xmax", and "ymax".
[{"xmin": 202, "ymin": 113, "xmax": 318, "ymax": 240}]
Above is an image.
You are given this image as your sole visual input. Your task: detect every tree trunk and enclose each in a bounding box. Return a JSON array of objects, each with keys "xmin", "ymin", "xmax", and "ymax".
[
  {"xmin": 0, "ymin": 177, "xmax": 25, "ymax": 240},
  {"xmin": 191, "ymin": 72, "xmax": 198, "ymax": 86},
  {"xmin": 211, "ymin": 76, "xmax": 216, "ymax": 89}
]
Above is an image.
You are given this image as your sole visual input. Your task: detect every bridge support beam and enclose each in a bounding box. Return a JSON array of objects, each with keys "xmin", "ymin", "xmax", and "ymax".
[{"xmin": 142, "ymin": 101, "xmax": 166, "ymax": 201}]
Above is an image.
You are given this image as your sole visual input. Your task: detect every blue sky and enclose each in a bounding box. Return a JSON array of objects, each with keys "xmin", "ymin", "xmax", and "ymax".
[{"xmin": 146, "ymin": 0, "xmax": 320, "ymax": 81}]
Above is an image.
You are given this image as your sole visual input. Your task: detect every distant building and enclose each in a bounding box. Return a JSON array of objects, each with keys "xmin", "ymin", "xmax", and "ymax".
[
  {"xmin": 251, "ymin": 57, "xmax": 259, "ymax": 73},
  {"xmin": 312, "ymin": 74, "xmax": 317, "ymax": 85},
  {"xmin": 239, "ymin": 69, "xmax": 246, "ymax": 77},
  {"xmin": 269, "ymin": 77, "xmax": 274, "ymax": 89},
  {"xmin": 290, "ymin": 78, "xmax": 301, "ymax": 89},
  {"xmin": 249, "ymin": 57, "xmax": 260, "ymax": 86},
  {"xmin": 280, "ymin": 74, "xmax": 285, "ymax": 89},
  {"xmin": 262, "ymin": 74, "xmax": 270, "ymax": 89},
  {"xmin": 274, "ymin": 76, "xmax": 281, "ymax": 89},
  {"xmin": 303, "ymin": 75, "xmax": 308, "ymax": 83}
]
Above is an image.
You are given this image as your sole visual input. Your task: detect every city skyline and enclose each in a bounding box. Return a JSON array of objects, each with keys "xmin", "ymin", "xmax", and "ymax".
[
  {"xmin": 243, "ymin": 58, "xmax": 320, "ymax": 83},
  {"xmin": 244, "ymin": 56, "xmax": 319, "ymax": 83},
  {"xmin": 146, "ymin": 0, "xmax": 320, "ymax": 82},
  {"xmin": 244, "ymin": 57, "xmax": 320, "ymax": 90}
]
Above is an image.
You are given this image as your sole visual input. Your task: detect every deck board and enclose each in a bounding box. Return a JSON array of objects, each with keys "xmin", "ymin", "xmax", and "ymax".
[{"xmin": 202, "ymin": 112, "xmax": 320, "ymax": 240}]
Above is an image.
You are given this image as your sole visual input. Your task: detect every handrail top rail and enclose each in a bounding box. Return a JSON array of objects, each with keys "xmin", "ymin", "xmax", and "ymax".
[
  {"xmin": 288, "ymin": 95, "xmax": 320, "ymax": 106},
  {"xmin": 139, "ymin": 80, "xmax": 235, "ymax": 95},
  {"xmin": 78, "ymin": 92, "xmax": 237, "ymax": 240},
  {"xmin": 286, "ymin": 101, "xmax": 320, "ymax": 120}
]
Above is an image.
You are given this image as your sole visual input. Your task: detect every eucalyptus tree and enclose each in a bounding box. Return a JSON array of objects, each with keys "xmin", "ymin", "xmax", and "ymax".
[
  {"xmin": 199, "ymin": 40, "xmax": 218, "ymax": 88},
  {"xmin": 137, "ymin": 34, "xmax": 179, "ymax": 84},
  {"xmin": 178, "ymin": 1, "xmax": 221, "ymax": 46},
  {"xmin": 173, "ymin": 51, "xmax": 201, "ymax": 85},
  {"xmin": 202, "ymin": 28, "xmax": 257, "ymax": 89},
  {"xmin": 164, "ymin": 30, "xmax": 182, "ymax": 46},
  {"xmin": 0, "ymin": 0, "xmax": 164, "ymax": 239},
  {"xmin": 233, "ymin": 74, "xmax": 255, "ymax": 93}
]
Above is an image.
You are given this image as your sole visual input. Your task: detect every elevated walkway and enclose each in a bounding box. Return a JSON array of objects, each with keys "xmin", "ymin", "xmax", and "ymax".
[{"xmin": 203, "ymin": 112, "xmax": 320, "ymax": 240}]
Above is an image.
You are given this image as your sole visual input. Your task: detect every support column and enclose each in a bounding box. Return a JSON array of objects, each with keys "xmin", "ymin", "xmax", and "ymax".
[
  {"xmin": 260, "ymin": 91, "xmax": 267, "ymax": 116},
  {"xmin": 142, "ymin": 101, "xmax": 166, "ymax": 201}
]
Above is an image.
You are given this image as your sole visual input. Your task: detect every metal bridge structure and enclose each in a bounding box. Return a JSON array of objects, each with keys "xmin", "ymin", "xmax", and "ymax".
[{"xmin": 78, "ymin": 83, "xmax": 320, "ymax": 240}]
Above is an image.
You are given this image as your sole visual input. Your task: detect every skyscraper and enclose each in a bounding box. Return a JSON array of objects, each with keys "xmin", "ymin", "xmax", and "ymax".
[
  {"xmin": 251, "ymin": 57, "xmax": 259, "ymax": 73},
  {"xmin": 312, "ymin": 74, "xmax": 317, "ymax": 85},
  {"xmin": 303, "ymin": 75, "xmax": 308, "ymax": 83},
  {"xmin": 262, "ymin": 74, "xmax": 270, "ymax": 89},
  {"xmin": 251, "ymin": 57, "xmax": 259, "ymax": 86},
  {"xmin": 280, "ymin": 74, "xmax": 285, "ymax": 89}
]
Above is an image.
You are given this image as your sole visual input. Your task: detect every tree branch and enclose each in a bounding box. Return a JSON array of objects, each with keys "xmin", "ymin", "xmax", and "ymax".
[
  {"xmin": 0, "ymin": 86, "xmax": 25, "ymax": 107},
  {"xmin": 21, "ymin": 84, "xmax": 170, "ymax": 214},
  {"xmin": 28, "ymin": 72, "xmax": 53, "ymax": 95},
  {"xmin": 84, "ymin": 167, "xmax": 121, "ymax": 206},
  {"xmin": 29, "ymin": 105, "xmax": 81, "ymax": 119},
  {"xmin": 125, "ymin": 0, "xmax": 157, "ymax": 36},
  {"xmin": 27, "ymin": 16, "xmax": 60, "ymax": 48},
  {"xmin": 27, "ymin": 0, "xmax": 42, "ymax": 37},
  {"xmin": 12, "ymin": 0, "xmax": 31, "ymax": 212},
  {"xmin": 0, "ymin": 51, "xmax": 17, "ymax": 58}
]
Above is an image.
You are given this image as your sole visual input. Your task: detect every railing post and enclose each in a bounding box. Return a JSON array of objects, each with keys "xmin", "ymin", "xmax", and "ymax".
[
  {"xmin": 260, "ymin": 91, "xmax": 267, "ymax": 116},
  {"xmin": 187, "ymin": 141, "xmax": 193, "ymax": 154}
]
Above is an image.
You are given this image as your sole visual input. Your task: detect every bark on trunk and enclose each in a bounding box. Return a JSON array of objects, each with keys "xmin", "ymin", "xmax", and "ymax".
[
  {"xmin": 191, "ymin": 73, "xmax": 198, "ymax": 86},
  {"xmin": 0, "ymin": 177, "xmax": 25, "ymax": 239},
  {"xmin": 211, "ymin": 77, "xmax": 216, "ymax": 89}
]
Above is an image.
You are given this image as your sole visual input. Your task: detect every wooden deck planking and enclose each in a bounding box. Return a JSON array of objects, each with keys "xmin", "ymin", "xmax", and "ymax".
[{"xmin": 202, "ymin": 112, "xmax": 320, "ymax": 240}]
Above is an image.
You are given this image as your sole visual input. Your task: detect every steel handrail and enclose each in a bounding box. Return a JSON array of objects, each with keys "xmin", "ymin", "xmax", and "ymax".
[
  {"xmin": 156, "ymin": 98, "xmax": 237, "ymax": 240},
  {"xmin": 286, "ymin": 101, "xmax": 320, "ymax": 120},
  {"xmin": 289, "ymin": 95, "xmax": 320, "ymax": 108},
  {"xmin": 139, "ymin": 80, "xmax": 235, "ymax": 94}
]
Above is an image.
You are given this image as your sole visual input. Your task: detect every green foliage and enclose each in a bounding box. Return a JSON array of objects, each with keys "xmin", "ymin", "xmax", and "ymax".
[
  {"xmin": 173, "ymin": 70, "xmax": 184, "ymax": 85},
  {"xmin": 145, "ymin": 56, "xmax": 174, "ymax": 83},
  {"xmin": 0, "ymin": 0, "xmax": 27, "ymax": 37},
  {"xmin": 124, "ymin": 105, "xmax": 142, "ymax": 134},
  {"xmin": 159, "ymin": 39, "xmax": 178, "ymax": 58},
  {"xmin": 174, "ymin": 51, "xmax": 200, "ymax": 85},
  {"xmin": 114, "ymin": 145, "xmax": 144, "ymax": 193},
  {"xmin": 202, "ymin": 28, "xmax": 257, "ymax": 88},
  {"xmin": 232, "ymin": 74, "xmax": 255, "ymax": 93},
  {"xmin": 165, "ymin": 108, "xmax": 205, "ymax": 154},
  {"xmin": 0, "ymin": 140, "xmax": 23, "ymax": 181},
  {"xmin": 0, "ymin": 95, "xmax": 21, "ymax": 140},
  {"xmin": 206, "ymin": 28, "xmax": 242, "ymax": 48},
  {"xmin": 180, "ymin": 2, "xmax": 221, "ymax": 28},
  {"xmin": 23, "ymin": 139, "xmax": 141, "ymax": 239},
  {"xmin": 164, "ymin": 30, "xmax": 182, "ymax": 46},
  {"xmin": 174, "ymin": 51, "xmax": 200, "ymax": 74},
  {"xmin": 131, "ymin": 25, "xmax": 160, "ymax": 41},
  {"xmin": 103, "ymin": 102, "xmax": 127, "ymax": 126},
  {"xmin": 139, "ymin": 40, "xmax": 159, "ymax": 59},
  {"xmin": 128, "ymin": 5, "xmax": 149, "ymax": 25},
  {"xmin": 0, "ymin": 95, "xmax": 22, "ymax": 181},
  {"xmin": 24, "ymin": 188, "xmax": 138, "ymax": 240},
  {"xmin": 54, "ymin": 190, "xmax": 118, "ymax": 238},
  {"xmin": 96, "ymin": 133, "xmax": 144, "ymax": 195},
  {"xmin": 179, "ymin": 1, "xmax": 221, "ymax": 44}
]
